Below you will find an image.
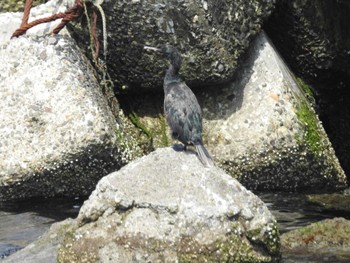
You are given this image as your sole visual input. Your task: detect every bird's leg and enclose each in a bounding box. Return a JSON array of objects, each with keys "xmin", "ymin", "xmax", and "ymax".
[{"xmin": 183, "ymin": 144, "xmax": 187, "ymax": 151}]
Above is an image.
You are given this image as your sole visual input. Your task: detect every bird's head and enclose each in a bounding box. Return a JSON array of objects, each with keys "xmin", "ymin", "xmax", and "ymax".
[{"xmin": 144, "ymin": 44, "xmax": 182, "ymax": 71}]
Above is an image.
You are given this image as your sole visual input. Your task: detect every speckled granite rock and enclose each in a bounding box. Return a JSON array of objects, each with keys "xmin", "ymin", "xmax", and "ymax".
[
  {"xmin": 0, "ymin": 3, "xmax": 140, "ymax": 200},
  {"xmin": 200, "ymin": 31, "xmax": 346, "ymax": 191},
  {"xmin": 55, "ymin": 147, "xmax": 280, "ymax": 262},
  {"xmin": 70, "ymin": 0, "xmax": 276, "ymax": 92}
]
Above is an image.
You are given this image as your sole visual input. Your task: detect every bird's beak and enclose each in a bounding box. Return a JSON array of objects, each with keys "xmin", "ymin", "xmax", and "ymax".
[{"xmin": 144, "ymin": 45, "xmax": 161, "ymax": 52}]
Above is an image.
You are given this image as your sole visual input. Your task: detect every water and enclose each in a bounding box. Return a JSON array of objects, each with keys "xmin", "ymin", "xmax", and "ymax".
[
  {"xmin": 0, "ymin": 197, "xmax": 82, "ymax": 259},
  {"xmin": 258, "ymin": 192, "xmax": 350, "ymax": 263},
  {"xmin": 0, "ymin": 193, "xmax": 349, "ymax": 261},
  {"xmin": 257, "ymin": 192, "xmax": 337, "ymax": 233}
]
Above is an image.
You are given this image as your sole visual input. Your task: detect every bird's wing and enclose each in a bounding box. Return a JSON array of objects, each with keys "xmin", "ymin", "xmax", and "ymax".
[{"xmin": 164, "ymin": 82, "xmax": 202, "ymax": 143}]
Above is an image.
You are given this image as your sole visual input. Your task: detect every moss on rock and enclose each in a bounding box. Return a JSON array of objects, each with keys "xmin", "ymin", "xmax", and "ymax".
[{"xmin": 295, "ymin": 100, "xmax": 324, "ymax": 155}]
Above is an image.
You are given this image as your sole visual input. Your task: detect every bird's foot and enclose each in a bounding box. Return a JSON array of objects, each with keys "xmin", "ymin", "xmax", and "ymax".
[{"xmin": 172, "ymin": 144, "xmax": 186, "ymax": 152}]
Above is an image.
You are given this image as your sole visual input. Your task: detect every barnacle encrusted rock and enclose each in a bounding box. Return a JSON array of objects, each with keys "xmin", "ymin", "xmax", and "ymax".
[
  {"xmin": 57, "ymin": 147, "xmax": 280, "ymax": 262},
  {"xmin": 70, "ymin": 0, "xmax": 276, "ymax": 92}
]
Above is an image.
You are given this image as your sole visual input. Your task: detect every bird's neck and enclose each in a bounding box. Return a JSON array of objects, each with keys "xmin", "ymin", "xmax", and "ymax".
[{"xmin": 164, "ymin": 64, "xmax": 182, "ymax": 86}]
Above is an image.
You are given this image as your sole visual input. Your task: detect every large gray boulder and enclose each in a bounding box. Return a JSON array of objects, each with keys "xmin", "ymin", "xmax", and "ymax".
[
  {"xmin": 202, "ymin": 31, "xmax": 347, "ymax": 190},
  {"xmin": 71, "ymin": 0, "xmax": 276, "ymax": 92},
  {"xmin": 0, "ymin": 1, "xmax": 141, "ymax": 200},
  {"xmin": 55, "ymin": 147, "xmax": 280, "ymax": 262}
]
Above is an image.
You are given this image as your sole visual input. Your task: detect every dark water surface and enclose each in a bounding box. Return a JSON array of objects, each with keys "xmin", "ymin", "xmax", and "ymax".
[
  {"xmin": 258, "ymin": 192, "xmax": 350, "ymax": 263},
  {"xmin": 257, "ymin": 192, "xmax": 336, "ymax": 233},
  {"xmin": 0, "ymin": 193, "xmax": 349, "ymax": 261},
  {"xmin": 0, "ymin": 197, "xmax": 83, "ymax": 260}
]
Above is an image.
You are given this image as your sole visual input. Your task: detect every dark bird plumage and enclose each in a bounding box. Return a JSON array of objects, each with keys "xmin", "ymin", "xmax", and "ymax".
[{"xmin": 145, "ymin": 45, "xmax": 214, "ymax": 167}]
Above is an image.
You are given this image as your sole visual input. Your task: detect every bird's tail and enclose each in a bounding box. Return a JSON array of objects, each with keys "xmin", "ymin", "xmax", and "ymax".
[{"xmin": 195, "ymin": 143, "xmax": 214, "ymax": 167}]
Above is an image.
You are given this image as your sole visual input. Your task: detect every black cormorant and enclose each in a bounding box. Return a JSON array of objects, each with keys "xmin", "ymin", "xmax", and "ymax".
[{"xmin": 144, "ymin": 45, "xmax": 214, "ymax": 167}]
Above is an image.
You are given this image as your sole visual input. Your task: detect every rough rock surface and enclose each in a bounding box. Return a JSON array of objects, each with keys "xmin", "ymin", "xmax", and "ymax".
[
  {"xmin": 56, "ymin": 147, "xmax": 280, "ymax": 262},
  {"xmin": 0, "ymin": 1, "xmax": 140, "ymax": 200},
  {"xmin": 281, "ymin": 217, "xmax": 350, "ymax": 262},
  {"xmin": 71, "ymin": 0, "xmax": 276, "ymax": 92}
]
